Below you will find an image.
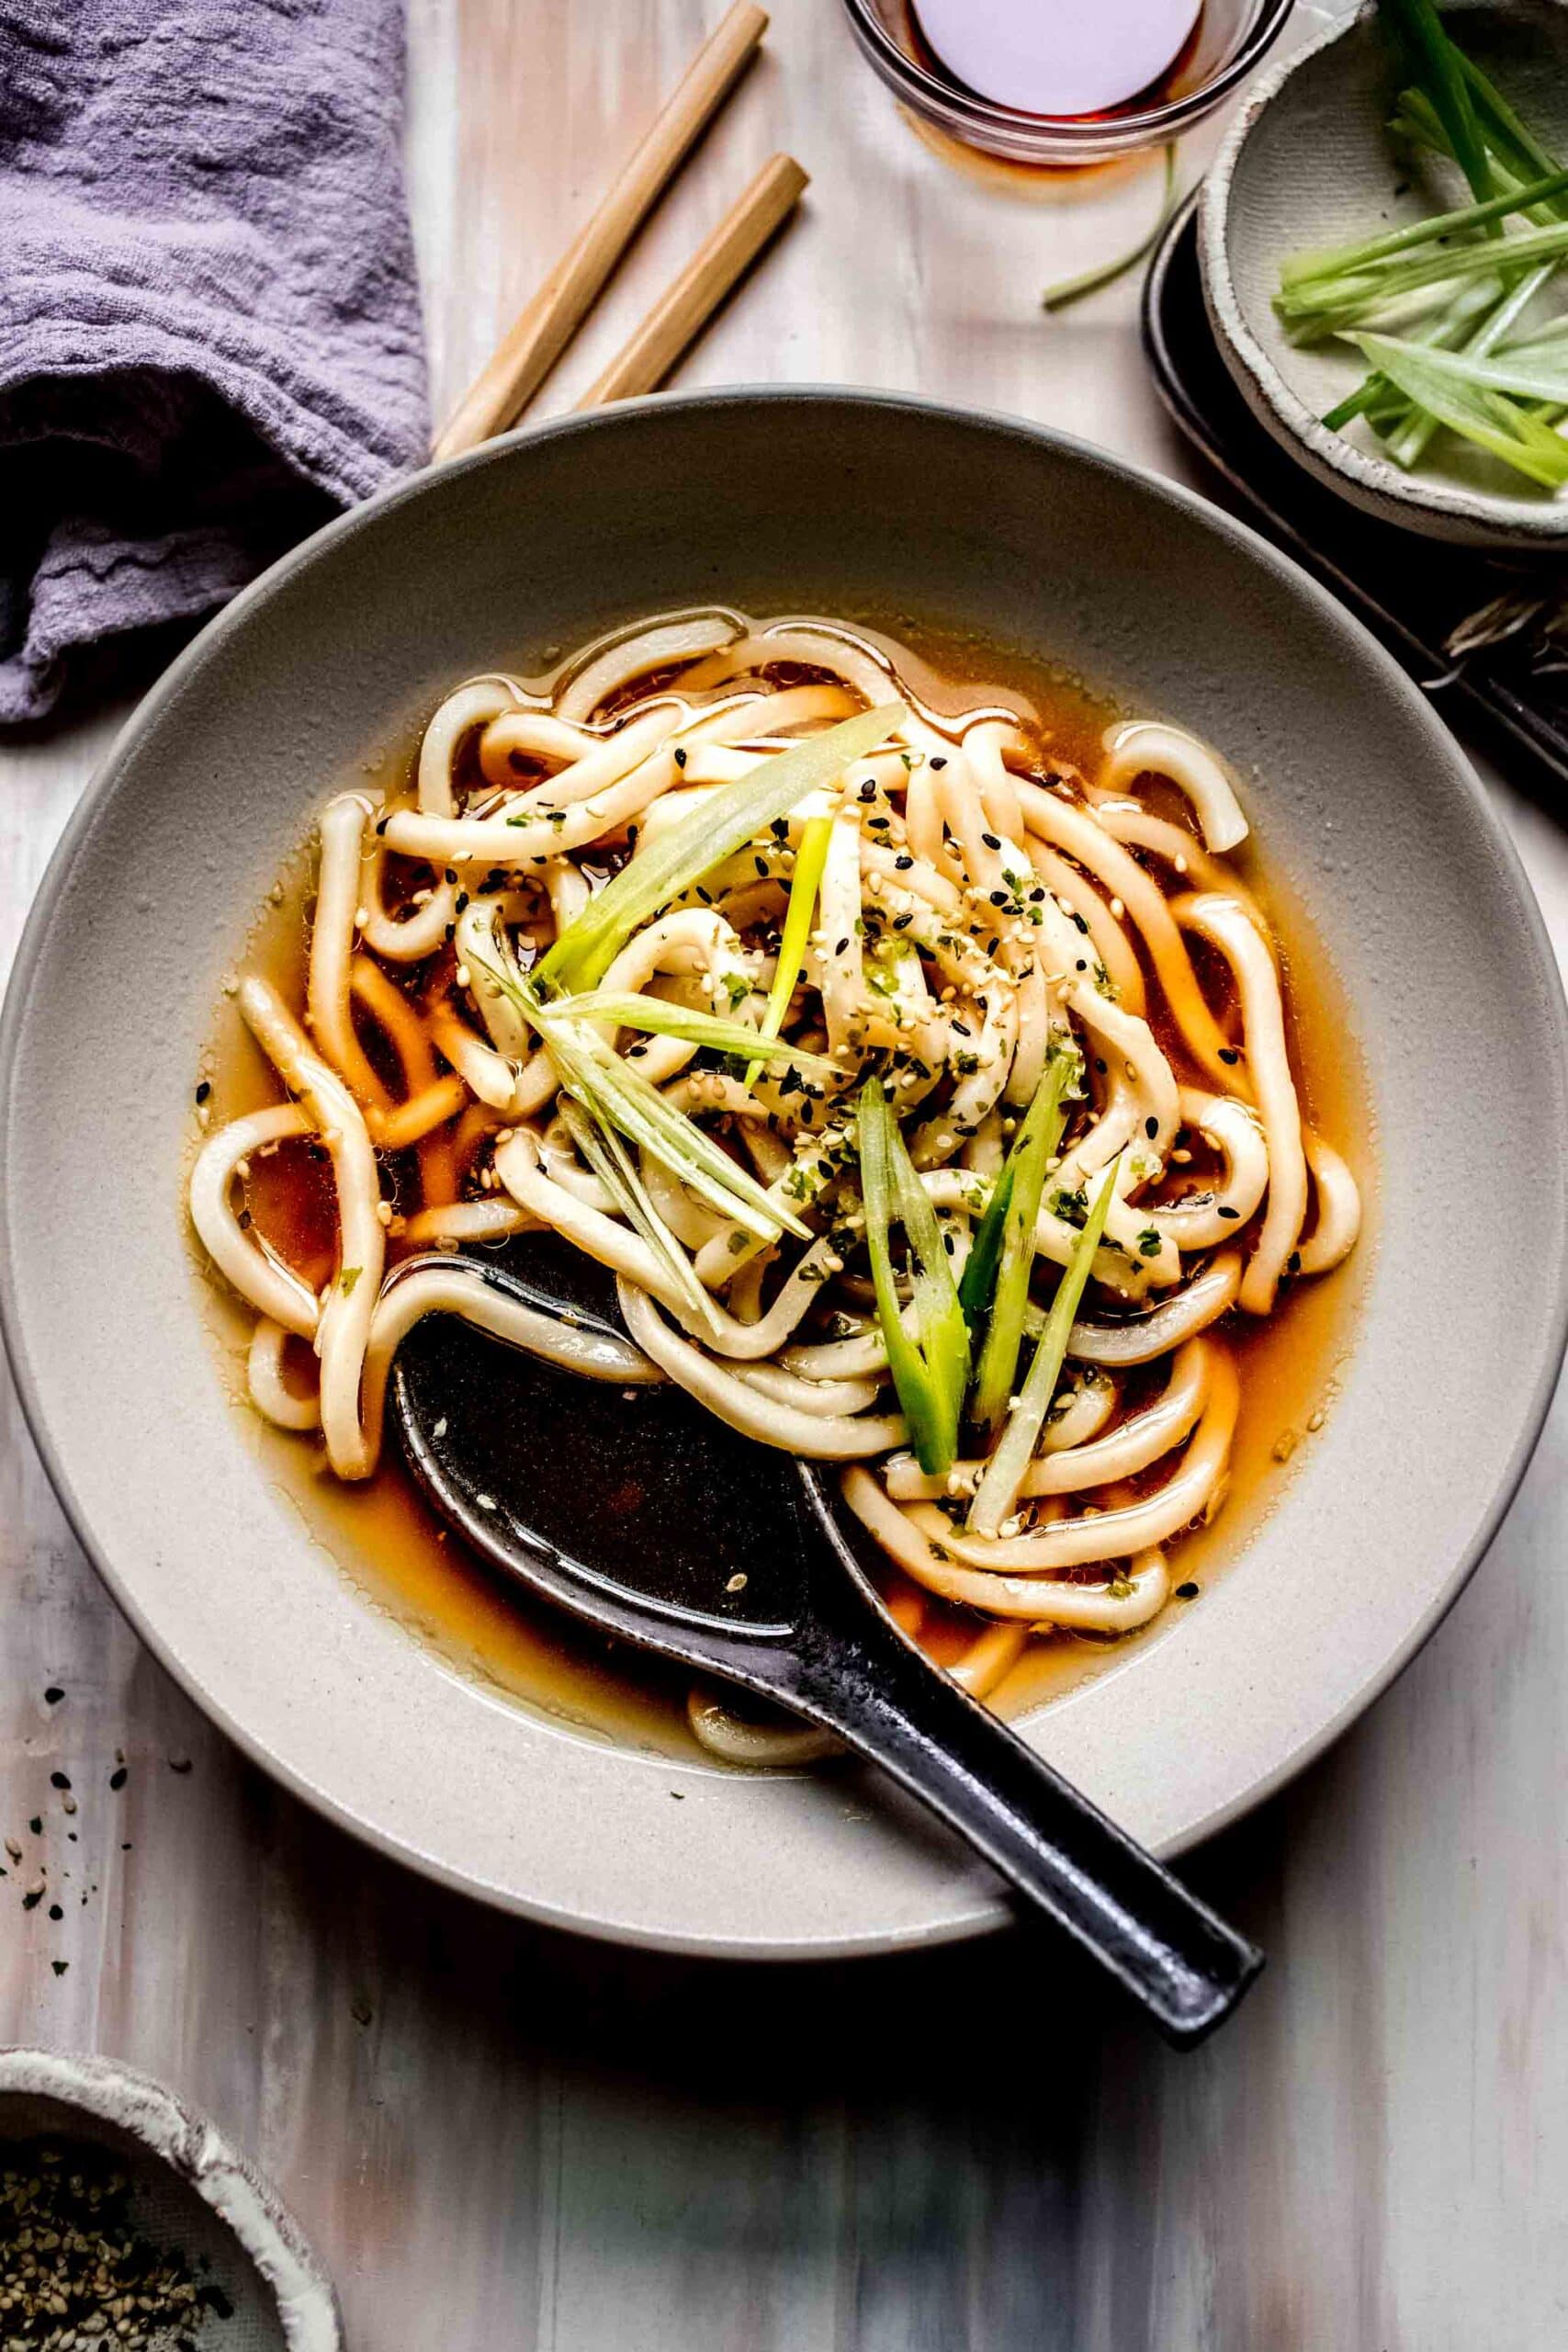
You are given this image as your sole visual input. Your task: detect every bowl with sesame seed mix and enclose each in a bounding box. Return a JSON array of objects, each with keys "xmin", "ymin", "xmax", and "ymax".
[{"xmin": 0, "ymin": 2050, "xmax": 340, "ymax": 2352}]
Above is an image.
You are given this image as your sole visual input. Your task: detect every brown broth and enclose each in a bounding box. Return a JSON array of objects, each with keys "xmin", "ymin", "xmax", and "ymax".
[{"xmin": 189, "ymin": 620, "xmax": 1373, "ymax": 1762}]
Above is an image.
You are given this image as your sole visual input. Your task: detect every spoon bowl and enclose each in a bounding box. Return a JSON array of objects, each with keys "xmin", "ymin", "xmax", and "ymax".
[{"xmin": 389, "ymin": 1253, "xmax": 1263, "ymax": 2044}]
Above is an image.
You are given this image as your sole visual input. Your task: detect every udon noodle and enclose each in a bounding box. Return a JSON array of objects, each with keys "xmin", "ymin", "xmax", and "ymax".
[{"xmin": 190, "ymin": 612, "xmax": 1361, "ymax": 1761}]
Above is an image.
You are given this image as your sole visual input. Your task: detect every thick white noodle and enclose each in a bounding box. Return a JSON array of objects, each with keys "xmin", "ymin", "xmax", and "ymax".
[
  {"xmin": 247, "ymin": 1317, "xmax": 321, "ymax": 1430},
  {"xmin": 356, "ymin": 1261, "xmax": 659, "ymax": 1468},
  {"xmin": 1068, "ymin": 1250, "xmax": 1243, "ymax": 1365},
  {"xmin": 1174, "ymin": 893, "xmax": 1307, "ymax": 1313},
  {"xmin": 189, "ymin": 1104, "xmax": 319, "ymax": 1336},
  {"xmin": 843, "ymin": 1469, "xmax": 1174, "ymax": 1632},
  {"xmin": 616, "ymin": 1279, "xmax": 906, "ymax": 1458},
  {"xmin": 238, "ymin": 976, "xmax": 384, "ymax": 1480},
  {"xmin": 310, "ymin": 795, "xmax": 385, "ymax": 1107},
  {"xmin": 1100, "ymin": 720, "xmax": 1249, "ymax": 854},
  {"xmin": 556, "ymin": 614, "xmax": 739, "ymax": 720},
  {"xmin": 886, "ymin": 1340, "xmax": 1211, "ymax": 1502},
  {"xmin": 1299, "ymin": 1129, "xmax": 1363, "ymax": 1275}
]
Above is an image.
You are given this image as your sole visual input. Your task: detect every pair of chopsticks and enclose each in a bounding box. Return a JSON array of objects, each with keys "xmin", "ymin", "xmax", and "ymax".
[{"xmin": 434, "ymin": 1, "xmax": 805, "ymax": 460}]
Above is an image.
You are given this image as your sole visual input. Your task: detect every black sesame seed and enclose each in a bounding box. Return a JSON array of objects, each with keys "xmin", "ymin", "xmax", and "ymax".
[
  {"xmin": 1287, "ymin": 1250, "xmax": 1302, "ymax": 1274},
  {"xmin": 48, "ymin": 1903, "xmax": 62, "ymax": 1921},
  {"xmin": 1094, "ymin": 1057, "xmax": 1107, "ymax": 1075},
  {"xmin": 29, "ymin": 1816, "xmax": 41, "ymax": 1836},
  {"xmin": 44, "ymin": 1687, "xmax": 63, "ymax": 1705},
  {"xmin": 930, "ymin": 755, "xmax": 948, "ymax": 770},
  {"xmin": 1145, "ymin": 1116, "xmax": 1158, "ymax": 1139},
  {"xmin": 238, "ymin": 1208, "xmax": 253, "ymax": 1230},
  {"xmin": 51, "ymin": 1772, "xmax": 71, "ymax": 1791},
  {"xmin": 1175, "ymin": 1581, "xmax": 1200, "ymax": 1600},
  {"xmin": 1076, "ymin": 958, "xmax": 1088, "ymax": 972},
  {"xmin": 1217, "ymin": 1205, "xmax": 1239, "ymax": 1221},
  {"xmin": 1218, "ymin": 1046, "xmax": 1240, "ymax": 1065},
  {"xmin": 444, "ymin": 868, "xmax": 457, "ymax": 885},
  {"xmin": 836, "ymin": 937, "xmax": 850, "ymax": 955},
  {"xmin": 858, "ymin": 779, "xmax": 876, "ymax": 801},
  {"xmin": 981, "ymin": 831, "xmax": 1000, "ymax": 850},
  {"xmin": 109, "ymin": 1767, "xmax": 128, "ymax": 1792},
  {"xmin": 674, "ymin": 747, "xmax": 688, "ymax": 768},
  {"xmin": 895, "ymin": 854, "xmax": 913, "ymax": 870},
  {"xmin": 194, "ymin": 1080, "xmax": 211, "ymax": 1105}
]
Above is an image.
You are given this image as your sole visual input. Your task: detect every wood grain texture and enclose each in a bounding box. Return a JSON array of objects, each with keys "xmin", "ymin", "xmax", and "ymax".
[{"xmin": 4, "ymin": 3, "xmax": 1567, "ymax": 2346}]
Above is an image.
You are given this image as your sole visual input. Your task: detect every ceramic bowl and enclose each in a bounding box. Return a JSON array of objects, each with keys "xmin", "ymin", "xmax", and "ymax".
[
  {"xmin": 1200, "ymin": 0, "xmax": 1568, "ymax": 550},
  {"xmin": 2, "ymin": 390, "xmax": 1565, "ymax": 1956},
  {"xmin": 0, "ymin": 2048, "xmax": 341, "ymax": 2349}
]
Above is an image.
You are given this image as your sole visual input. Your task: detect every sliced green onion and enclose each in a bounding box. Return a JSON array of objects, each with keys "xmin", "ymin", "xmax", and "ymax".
[
  {"xmin": 1354, "ymin": 326, "xmax": 1568, "ymax": 404},
  {"xmin": 859, "ymin": 1076, "xmax": 971, "ymax": 1477},
  {"xmin": 1349, "ymin": 331, "xmax": 1568, "ymax": 484},
  {"xmin": 471, "ymin": 939, "xmax": 812, "ymax": 1241},
  {"xmin": 1320, "ymin": 276, "xmax": 1505, "ymax": 429},
  {"xmin": 1384, "ymin": 258, "xmax": 1562, "ymax": 468},
  {"xmin": 558, "ymin": 1098, "xmax": 718, "ymax": 1334},
  {"xmin": 967, "ymin": 1150, "xmax": 1122, "ymax": 1538},
  {"xmin": 746, "ymin": 810, "xmax": 832, "ymax": 1089},
  {"xmin": 1281, "ymin": 167, "xmax": 1568, "ymax": 291},
  {"xmin": 1379, "ymin": 0, "xmax": 1493, "ymax": 205},
  {"xmin": 1457, "ymin": 50, "xmax": 1564, "ymax": 193},
  {"xmin": 1042, "ymin": 142, "xmax": 1178, "ymax": 314},
  {"xmin": 958, "ymin": 1163, "xmax": 1013, "ymax": 1346},
  {"xmin": 534, "ymin": 704, "xmax": 902, "ymax": 996},
  {"xmin": 566, "ymin": 989, "xmax": 836, "ymax": 1077},
  {"xmin": 963, "ymin": 1046, "xmax": 1080, "ymax": 1437}
]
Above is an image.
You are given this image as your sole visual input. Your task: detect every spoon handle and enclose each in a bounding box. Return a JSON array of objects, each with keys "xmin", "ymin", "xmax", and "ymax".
[{"xmin": 793, "ymin": 1476, "xmax": 1263, "ymax": 2045}]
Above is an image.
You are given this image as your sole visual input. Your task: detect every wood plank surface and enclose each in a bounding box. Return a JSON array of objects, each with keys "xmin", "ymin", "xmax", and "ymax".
[{"xmin": 5, "ymin": 3, "xmax": 1567, "ymax": 2345}]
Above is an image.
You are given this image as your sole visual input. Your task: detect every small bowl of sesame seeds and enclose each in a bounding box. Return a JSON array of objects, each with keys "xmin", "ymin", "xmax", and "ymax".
[{"xmin": 0, "ymin": 2049, "xmax": 340, "ymax": 2352}]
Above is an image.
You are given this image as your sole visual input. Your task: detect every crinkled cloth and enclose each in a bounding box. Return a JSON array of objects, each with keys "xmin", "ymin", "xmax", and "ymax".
[{"xmin": 0, "ymin": 0, "xmax": 428, "ymax": 723}]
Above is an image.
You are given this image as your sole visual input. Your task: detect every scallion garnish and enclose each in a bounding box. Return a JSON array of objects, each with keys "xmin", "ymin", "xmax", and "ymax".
[
  {"xmin": 566, "ymin": 989, "xmax": 836, "ymax": 1077},
  {"xmin": 858, "ymin": 1075, "xmax": 971, "ymax": 1476},
  {"xmin": 1349, "ymin": 330, "xmax": 1568, "ymax": 484},
  {"xmin": 746, "ymin": 810, "xmax": 832, "ymax": 1089},
  {"xmin": 535, "ymin": 705, "xmax": 902, "ymax": 996},
  {"xmin": 1274, "ymin": 0, "xmax": 1568, "ymax": 490},
  {"xmin": 471, "ymin": 935, "xmax": 812, "ymax": 1242},
  {"xmin": 967, "ymin": 1149, "xmax": 1122, "ymax": 1538},
  {"xmin": 557, "ymin": 1098, "xmax": 719, "ymax": 1333},
  {"xmin": 962, "ymin": 1044, "xmax": 1081, "ymax": 1438}
]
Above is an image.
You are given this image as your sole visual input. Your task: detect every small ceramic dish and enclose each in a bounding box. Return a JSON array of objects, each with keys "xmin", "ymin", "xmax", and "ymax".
[
  {"xmin": 1200, "ymin": 0, "xmax": 1568, "ymax": 551},
  {"xmin": 0, "ymin": 2048, "xmax": 341, "ymax": 2349}
]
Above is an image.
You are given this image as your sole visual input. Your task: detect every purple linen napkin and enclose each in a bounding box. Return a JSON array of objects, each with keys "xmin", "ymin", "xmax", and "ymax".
[{"xmin": 0, "ymin": 0, "xmax": 429, "ymax": 724}]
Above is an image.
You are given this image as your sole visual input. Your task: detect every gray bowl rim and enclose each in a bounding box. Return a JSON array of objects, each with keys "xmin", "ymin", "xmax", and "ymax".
[
  {"xmin": 2, "ymin": 382, "xmax": 1565, "ymax": 1957},
  {"xmin": 0, "ymin": 2045, "xmax": 342, "ymax": 2347},
  {"xmin": 1198, "ymin": 0, "xmax": 1568, "ymax": 551}
]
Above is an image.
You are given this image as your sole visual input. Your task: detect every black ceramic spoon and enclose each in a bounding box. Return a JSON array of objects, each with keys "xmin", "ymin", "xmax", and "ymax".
[{"xmin": 388, "ymin": 1244, "xmax": 1262, "ymax": 2043}]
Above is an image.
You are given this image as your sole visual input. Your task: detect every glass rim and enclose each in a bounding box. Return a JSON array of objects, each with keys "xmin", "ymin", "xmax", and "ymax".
[{"xmin": 839, "ymin": 0, "xmax": 1298, "ymax": 145}]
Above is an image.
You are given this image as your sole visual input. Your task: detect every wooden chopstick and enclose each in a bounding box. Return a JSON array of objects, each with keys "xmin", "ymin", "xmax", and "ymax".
[
  {"xmin": 575, "ymin": 154, "xmax": 807, "ymax": 410},
  {"xmin": 433, "ymin": 0, "xmax": 768, "ymax": 461}
]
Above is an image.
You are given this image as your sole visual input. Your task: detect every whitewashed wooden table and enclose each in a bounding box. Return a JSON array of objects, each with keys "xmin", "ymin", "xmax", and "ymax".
[{"xmin": 5, "ymin": 4, "xmax": 1568, "ymax": 2344}]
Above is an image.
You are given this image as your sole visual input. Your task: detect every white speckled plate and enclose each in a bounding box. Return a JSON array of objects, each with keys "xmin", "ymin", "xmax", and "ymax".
[
  {"xmin": 3, "ymin": 390, "xmax": 1565, "ymax": 1955},
  {"xmin": 1201, "ymin": 0, "xmax": 1568, "ymax": 550}
]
